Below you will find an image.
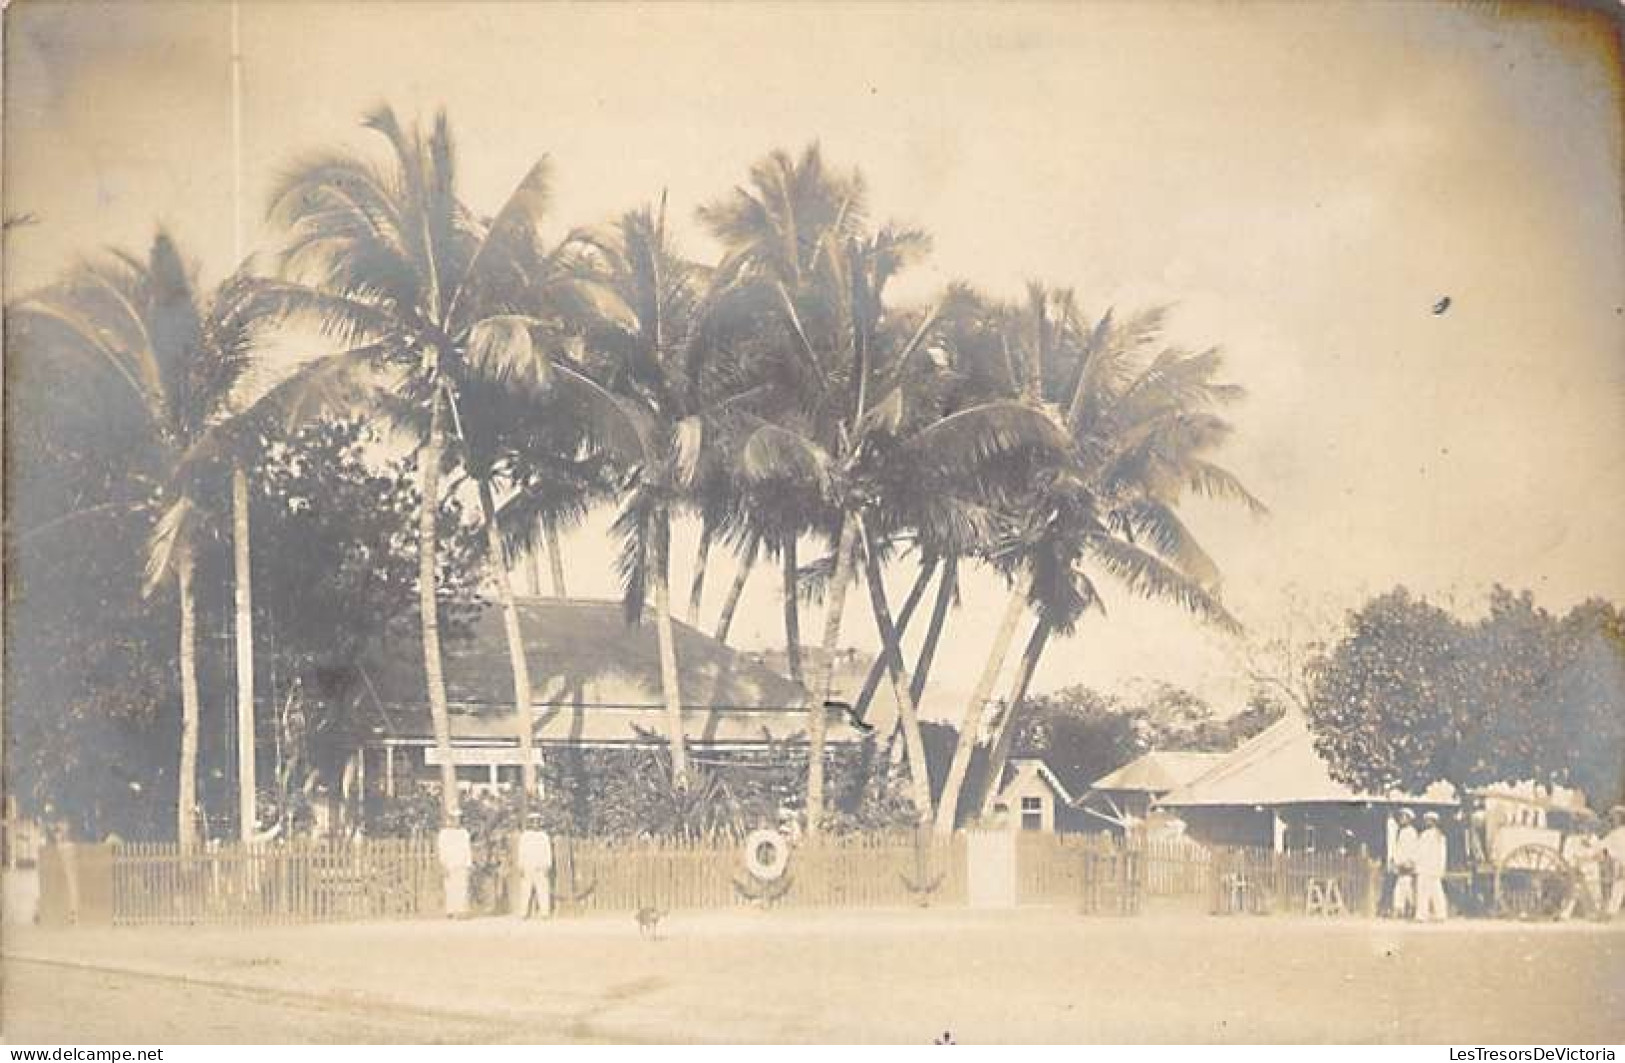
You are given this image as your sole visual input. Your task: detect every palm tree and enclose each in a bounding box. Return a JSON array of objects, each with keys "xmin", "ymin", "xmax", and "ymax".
[
  {"xmin": 935, "ymin": 296, "xmax": 1264, "ymax": 832},
  {"xmin": 708, "ymin": 151, "xmax": 1067, "ymax": 829},
  {"xmin": 262, "ymin": 107, "xmax": 620, "ymax": 823},
  {"xmin": 15, "ymin": 232, "xmax": 268, "ymax": 848},
  {"xmin": 547, "ymin": 195, "xmax": 772, "ymax": 787}
]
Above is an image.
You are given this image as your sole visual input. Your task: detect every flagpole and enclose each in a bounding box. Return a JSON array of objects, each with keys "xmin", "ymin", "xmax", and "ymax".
[{"xmin": 230, "ymin": 0, "xmax": 259, "ymax": 846}]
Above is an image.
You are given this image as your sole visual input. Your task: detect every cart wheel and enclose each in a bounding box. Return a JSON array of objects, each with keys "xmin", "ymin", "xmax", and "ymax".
[{"xmin": 1495, "ymin": 844, "xmax": 1572, "ymax": 921}]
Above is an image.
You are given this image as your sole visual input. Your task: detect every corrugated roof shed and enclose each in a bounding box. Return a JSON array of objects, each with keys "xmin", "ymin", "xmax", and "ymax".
[
  {"xmin": 1156, "ymin": 714, "xmax": 1456, "ymax": 808},
  {"xmin": 1090, "ymin": 751, "xmax": 1228, "ymax": 794}
]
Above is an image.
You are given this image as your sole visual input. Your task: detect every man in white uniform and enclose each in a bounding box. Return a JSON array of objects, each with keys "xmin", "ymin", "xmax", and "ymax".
[
  {"xmin": 1415, "ymin": 810, "xmax": 1449, "ymax": 922},
  {"xmin": 515, "ymin": 816, "xmax": 554, "ymax": 919},
  {"xmin": 437, "ymin": 823, "xmax": 472, "ymax": 918},
  {"xmin": 1604, "ymin": 807, "xmax": 1625, "ymax": 920},
  {"xmin": 1389, "ymin": 808, "xmax": 1418, "ymax": 919}
]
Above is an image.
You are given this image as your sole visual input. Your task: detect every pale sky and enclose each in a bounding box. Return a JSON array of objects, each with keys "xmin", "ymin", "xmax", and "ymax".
[{"xmin": 6, "ymin": 1, "xmax": 1623, "ymax": 715}]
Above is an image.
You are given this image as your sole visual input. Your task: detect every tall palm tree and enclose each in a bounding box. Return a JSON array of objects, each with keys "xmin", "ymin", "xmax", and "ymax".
[
  {"xmin": 15, "ymin": 232, "xmax": 267, "ymax": 848},
  {"xmin": 548, "ymin": 196, "xmax": 770, "ymax": 787},
  {"xmin": 936, "ymin": 297, "xmax": 1264, "ymax": 831},
  {"xmin": 709, "ymin": 152, "xmax": 1067, "ymax": 828},
  {"xmin": 262, "ymin": 107, "xmax": 621, "ymax": 823}
]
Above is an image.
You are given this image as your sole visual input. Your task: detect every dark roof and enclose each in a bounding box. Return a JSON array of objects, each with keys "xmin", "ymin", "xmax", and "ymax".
[{"xmin": 357, "ymin": 598, "xmax": 860, "ymax": 746}]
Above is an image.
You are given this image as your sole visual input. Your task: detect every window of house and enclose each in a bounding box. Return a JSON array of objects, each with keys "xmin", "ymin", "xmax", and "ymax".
[{"xmin": 1020, "ymin": 795, "xmax": 1043, "ymax": 831}]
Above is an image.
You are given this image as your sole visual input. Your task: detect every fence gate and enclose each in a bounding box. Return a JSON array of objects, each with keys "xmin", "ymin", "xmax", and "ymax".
[{"xmin": 966, "ymin": 829, "xmax": 1018, "ymax": 908}]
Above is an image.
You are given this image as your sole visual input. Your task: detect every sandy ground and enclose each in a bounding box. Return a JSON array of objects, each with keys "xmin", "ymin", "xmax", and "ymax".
[{"xmin": 3, "ymin": 910, "xmax": 1622, "ymax": 1044}]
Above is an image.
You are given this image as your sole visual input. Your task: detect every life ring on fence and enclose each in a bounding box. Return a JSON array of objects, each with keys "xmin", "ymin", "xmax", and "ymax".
[{"xmin": 742, "ymin": 829, "xmax": 791, "ymax": 882}]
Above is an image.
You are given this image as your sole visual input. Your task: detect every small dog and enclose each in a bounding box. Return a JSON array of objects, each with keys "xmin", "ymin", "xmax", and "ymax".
[{"xmin": 634, "ymin": 906, "xmax": 666, "ymax": 939}]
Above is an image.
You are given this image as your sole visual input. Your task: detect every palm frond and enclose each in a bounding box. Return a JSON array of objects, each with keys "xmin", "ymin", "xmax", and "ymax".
[
  {"xmin": 901, "ymin": 401, "xmax": 1069, "ymax": 483},
  {"xmin": 464, "ymin": 314, "xmax": 553, "ymax": 394},
  {"xmin": 739, "ymin": 423, "xmax": 834, "ymax": 497},
  {"xmin": 1084, "ymin": 536, "xmax": 1241, "ymax": 634},
  {"xmin": 1186, "ymin": 460, "xmax": 1268, "ymax": 515},
  {"xmin": 142, "ymin": 496, "xmax": 196, "ymax": 597}
]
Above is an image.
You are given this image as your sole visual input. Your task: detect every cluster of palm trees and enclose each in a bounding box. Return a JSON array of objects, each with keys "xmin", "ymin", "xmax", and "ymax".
[{"xmin": 13, "ymin": 106, "xmax": 1260, "ymax": 847}]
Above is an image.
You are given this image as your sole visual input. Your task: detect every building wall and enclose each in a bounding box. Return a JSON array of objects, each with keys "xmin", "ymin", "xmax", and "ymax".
[
  {"xmin": 1172, "ymin": 803, "xmax": 1393, "ymax": 858},
  {"xmin": 998, "ymin": 775, "xmax": 1055, "ymax": 833}
]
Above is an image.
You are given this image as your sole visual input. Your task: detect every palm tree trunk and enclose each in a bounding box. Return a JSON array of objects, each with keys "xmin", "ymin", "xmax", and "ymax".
[
  {"xmin": 527, "ymin": 517, "xmax": 545, "ymax": 595},
  {"xmin": 934, "ymin": 576, "xmax": 1031, "ymax": 835},
  {"xmin": 975, "ymin": 618, "xmax": 1051, "ymax": 818},
  {"xmin": 909, "ymin": 555, "xmax": 957, "ymax": 709},
  {"xmin": 713, "ymin": 534, "xmax": 757, "ymax": 645},
  {"xmin": 859, "ymin": 558, "xmax": 953, "ymax": 805},
  {"xmin": 780, "ymin": 534, "xmax": 804, "ymax": 685},
  {"xmin": 478, "ymin": 478, "xmax": 538, "ymax": 805},
  {"xmin": 649, "ymin": 506, "xmax": 691, "ymax": 786},
  {"xmin": 544, "ymin": 519, "xmax": 568, "ymax": 597},
  {"xmin": 687, "ymin": 522, "xmax": 712, "ymax": 625},
  {"xmin": 850, "ymin": 557, "xmax": 938, "ymax": 722},
  {"xmin": 418, "ymin": 391, "xmax": 460, "ymax": 825},
  {"xmin": 857, "ymin": 516, "xmax": 935, "ymax": 823},
  {"xmin": 806, "ymin": 514, "xmax": 857, "ymax": 835},
  {"xmin": 232, "ymin": 463, "xmax": 257, "ymax": 843},
  {"xmin": 176, "ymin": 546, "xmax": 201, "ymax": 852}
]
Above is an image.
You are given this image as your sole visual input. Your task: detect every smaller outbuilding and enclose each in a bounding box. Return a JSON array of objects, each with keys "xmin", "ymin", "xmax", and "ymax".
[
  {"xmin": 987, "ymin": 758, "xmax": 1086, "ymax": 834},
  {"xmin": 1085, "ymin": 751, "xmax": 1228, "ymax": 828}
]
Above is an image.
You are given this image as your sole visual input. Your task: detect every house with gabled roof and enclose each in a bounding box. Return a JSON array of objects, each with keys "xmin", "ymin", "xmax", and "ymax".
[
  {"xmin": 1086, "ymin": 750, "xmax": 1228, "ymax": 826},
  {"xmin": 350, "ymin": 598, "xmax": 861, "ymax": 798},
  {"xmin": 1154, "ymin": 713, "xmax": 1457, "ymax": 857}
]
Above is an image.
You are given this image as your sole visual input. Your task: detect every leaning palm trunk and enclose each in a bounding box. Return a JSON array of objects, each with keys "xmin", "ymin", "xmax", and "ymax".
[
  {"xmin": 176, "ymin": 545, "xmax": 202, "ymax": 851},
  {"xmin": 850, "ymin": 557, "xmax": 938, "ymax": 722},
  {"xmin": 418, "ymin": 391, "xmax": 460, "ymax": 825},
  {"xmin": 649, "ymin": 507, "xmax": 692, "ymax": 786},
  {"xmin": 712, "ymin": 534, "xmax": 757, "ymax": 645},
  {"xmin": 687, "ymin": 523, "xmax": 713, "ymax": 625},
  {"xmin": 975, "ymin": 618, "xmax": 1052, "ymax": 818},
  {"xmin": 909, "ymin": 556, "xmax": 957, "ymax": 709},
  {"xmin": 478, "ymin": 479, "xmax": 538, "ymax": 804},
  {"xmin": 544, "ymin": 520, "xmax": 568, "ymax": 597},
  {"xmin": 232, "ymin": 463, "xmax": 257, "ymax": 842},
  {"xmin": 857, "ymin": 518, "xmax": 935, "ymax": 822},
  {"xmin": 856, "ymin": 558, "xmax": 951, "ymax": 808},
  {"xmin": 935, "ymin": 575, "xmax": 1032, "ymax": 835},
  {"xmin": 806, "ymin": 514, "xmax": 857, "ymax": 835},
  {"xmin": 780, "ymin": 534, "xmax": 804, "ymax": 685}
]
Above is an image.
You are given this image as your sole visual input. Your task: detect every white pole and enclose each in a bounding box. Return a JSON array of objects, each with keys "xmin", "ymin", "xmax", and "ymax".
[{"xmin": 230, "ymin": 0, "xmax": 258, "ymax": 845}]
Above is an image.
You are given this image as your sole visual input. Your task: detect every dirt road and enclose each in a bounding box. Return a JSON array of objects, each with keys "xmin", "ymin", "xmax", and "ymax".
[{"xmin": 4, "ymin": 911, "xmax": 1621, "ymax": 1043}]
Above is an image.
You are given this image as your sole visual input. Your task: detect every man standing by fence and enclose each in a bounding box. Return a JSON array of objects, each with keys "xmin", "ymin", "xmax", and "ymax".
[
  {"xmin": 1604, "ymin": 806, "xmax": 1625, "ymax": 920},
  {"xmin": 438, "ymin": 823, "xmax": 472, "ymax": 918},
  {"xmin": 515, "ymin": 816, "xmax": 553, "ymax": 919},
  {"xmin": 1415, "ymin": 811, "xmax": 1449, "ymax": 922},
  {"xmin": 1388, "ymin": 808, "xmax": 1418, "ymax": 918}
]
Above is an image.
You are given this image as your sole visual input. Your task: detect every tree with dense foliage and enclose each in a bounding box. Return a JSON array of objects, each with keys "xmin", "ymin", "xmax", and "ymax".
[
  {"xmin": 12, "ymin": 232, "xmax": 274, "ymax": 847},
  {"xmin": 1308, "ymin": 586, "xmax": 1625, "ymax": 809}
]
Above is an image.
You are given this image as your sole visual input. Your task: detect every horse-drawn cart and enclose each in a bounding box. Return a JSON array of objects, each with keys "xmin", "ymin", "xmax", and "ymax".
[{"xmin": 1454, "ymin": 823, "xmax": 1597, "ymax": 920}]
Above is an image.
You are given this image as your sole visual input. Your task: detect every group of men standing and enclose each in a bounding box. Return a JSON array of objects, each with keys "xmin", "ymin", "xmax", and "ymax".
[
  {"xmin": 1387, "ymin": 807, "xmax": 1450, "ymax": 922},
  {"xmin": 1386, "ymin": 803, "xmax": 1625, "ymax": 923},
  {"xmin": 436, "ymin": 815, "xmax": 555, "ymax": 919}
]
